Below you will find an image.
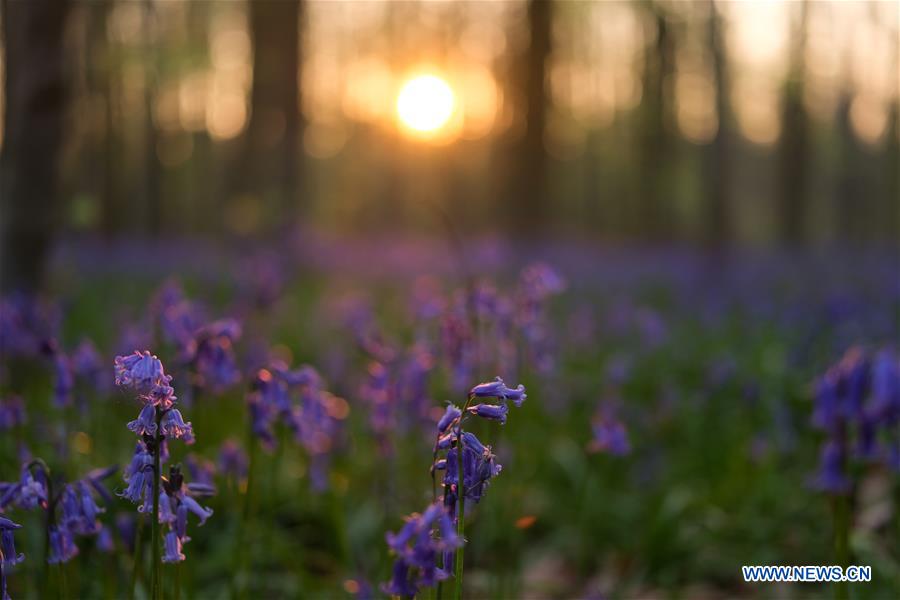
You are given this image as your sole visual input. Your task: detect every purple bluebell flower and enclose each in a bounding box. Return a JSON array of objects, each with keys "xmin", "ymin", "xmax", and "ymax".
[
  {"xmin": 0, "ymin": 397, "xmax": 25, "ymax": 431},
  {"xmin": 0, "ymin": 467, "xmax": 47, "ymax": 511},
  {"xmin": 467, "ymin": 403, "xmax": 508, "ymax": 424},
  {"xmin": 47, "ymin": 526, "xmax": 78, "ymax": 564},
  {"xmin": 0, "ymin": 516, "xmax": 24, "ymax": 567},
  {"xmin": 72, "ymin": 338, "xmax": 109, "ymax": 393},
  {"xmin": 811, "ymin": 441, "xmax": 851, "ymax": 494},
  {"xmin": 159, "ymin": 492, "xmax": 176, "ymax": 525},
  {"xmin": 96, "ymin": 526, "xmax": 115, "ymax": 553},
  {"xmin": 51, "ymin": 350, "xmax": 74, "ymax": 408},
  {"xmin": 382, "ymin": 503, "xmax": 461, "ymax": 596},
  {"xmin": 184, "ymin": 455, "xmax": 216, "ymax": 487},
  {"xmin": 161, "ymin": 531, "xmax": 185, "ymax": 563},
  {"xmin": 443, "ymin": 442, "xmax": 501, "ymax": 504},
  {"xmin": 161, "ymin": 409, "xmax": 194, "ymax": 443},
  {"xmin": 218, "ymin": 440, "xmax": 248, "ymax": 483},
  {"xmin": 470, "ymin": 377, "xmax": 527, "ymax": 407},
  {"xmin": 590, "ymin": 417, "xmax": 631, "ymax": 456},
  {"xmin": 810, "ymin": 347, "xmax": 899, "ymax": 494},
  {"xmin": 115, "ymin": 350, "xmax": 171, "ymax": 393},
  {"xmin": 127, "ymin": 403, "xmax": 158, "ymax": 436},
  {"xmin": 120, "ymin": 443, "xmax": 153, "ymax": 505},
  {"xmin": 192, "ymin": 319, "xmax": 242, "ymax": 392},
  {"xmin": 59, "ymin": 484, "xmax": 103, "ymax": 535},
  {"xmin": 437, "ymin": 405, "xmax": 462, "ymax": 434}
]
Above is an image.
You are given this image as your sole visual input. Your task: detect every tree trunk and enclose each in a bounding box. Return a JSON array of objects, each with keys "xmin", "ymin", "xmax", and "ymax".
[
  {"xmin": 240, "ymin": 0, "xmax": 303, "ymax": 227},
  {"xmin": 704, "ymin": 0, "xmax": 730, "ymax": 252},
  {"xmin": 776, "ymin": 0, "xmax": 809, "ymax": 246},
  {"xmin": 637, "ymin": 3, "xmax": 675, "ymax": 240},
  {"xmin": 0, "ymin": 0, "xmax": 72, "ymax": 292},
  {"xmin": 504, "ymin": 0, "xmax": 552, "ymax": 235}
]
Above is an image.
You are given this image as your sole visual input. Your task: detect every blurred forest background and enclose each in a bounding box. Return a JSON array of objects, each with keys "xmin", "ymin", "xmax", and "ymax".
[{"xmin": 0, "ymin": 0, "xmax": 898, "ymax": 291}]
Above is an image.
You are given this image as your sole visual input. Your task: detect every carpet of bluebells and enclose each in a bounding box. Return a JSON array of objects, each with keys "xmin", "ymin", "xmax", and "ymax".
[{"xmin": 1, "ymin": 236, "xmax": 898, "ymax": 599}]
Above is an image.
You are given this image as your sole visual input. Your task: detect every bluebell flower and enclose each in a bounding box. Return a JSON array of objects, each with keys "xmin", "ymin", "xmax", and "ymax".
[
  {"xmin": 590, "ymin": 417, "xmax": 631, "ymax": 456},
  {"xmin": 382, "ymin": 503, "xmax": 461, "ymax": 596},
  {"xmin": 120, "ymin": 443, "xmax": 153, "ymax": 505},
  {"xmin": 127, "ymin": 403, "xmax": 158, "ymax": 436},
  {"xmin": 59, "ymin": 484, "xmax": 102, "ymax": 535},
  {"xmin": 443, "ymin": 444, "xmax": 501, "ymax": 504},
  {"xmin": 51, "ymin": 350, "xmax": 74, "ymax": 408},
  {"xmin": 47, "ymin": 526, "xmax": 78, "ymax": 564},
  {"xmin": 161, "ymin": 531, "xmax": 185, "ymax": 563},
  {"xmin": 161, "ymin": 409, "xmax": 194, "ymax": 443},
  {"xmin": 382, "ymin": 560, "xmax": 417, "ymax": 597},
  {"xmin": 467, "ymin": 403, "xmax": 508, "ymax": 424},
  {"xmin": 185, "ymin": 455, "xmax": 216, "ymax": 487},
  {"xmin": 218, "ymin": 440, "xmax": 248, "ymax": 483},
  {"xmin": 0, "ymin": 396, "xmax": 25, "ymax": 431},
  {"xmin": 2, "ymin": 468, "xmax": 47, "ymax": 511},
  {"xmin": 436, "ymin": 404, "xmax": 462, "ymax": 434},
  {"xmin": 811, "ymin": 441, "xmax": 851, "ymax": 494},
  {"xmin": 96, "ymin": 526, "xmax": 115, "ymax": 553},
  {"xmin": 192, "ymin": 319, "xmax": 242, "ymax": 392},
  {"xmin": 72, "ymin": 338, "xmax": 109, "ymax": 394},
  {"xmin": 115, "ymin": 350, "xmax": 171, "ymax": 394},
  {"xmin": 470, "ymin": 377, "xmax": 526, "ymax": 407},
  {"xmin": 0, "ymin": 515, "xmax": 24, "ymax": 567}
]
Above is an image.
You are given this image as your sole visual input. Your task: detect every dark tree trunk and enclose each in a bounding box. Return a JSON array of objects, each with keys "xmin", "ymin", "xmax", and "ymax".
[
  {"xmin": 637, "ymin": 3, "xmax": 675, "ymax": 240},
  {"xmin": 0, "ymin": 0, "xmax": 72, "ymax": 292},
  {"xmin": 504, "ymin": 0, "xmax": 552, "ymax": 235},
  {"xmin": 776, "ymin": 0, "xmax": 809, "ymax": 246},
  {"xmin": 704, "ymin": 0, "xmax": 730, "ymax": 253},
  {"xmin": 835, "ymin": 91, "xmax": 865, "ymax": 242},
  {"xmin": 240, "ymin": 0, "xmax": 303, "ymax": 226}
]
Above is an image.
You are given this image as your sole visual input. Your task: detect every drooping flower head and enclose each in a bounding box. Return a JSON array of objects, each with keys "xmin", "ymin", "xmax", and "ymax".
[
  {"xmin": 115, "ymin": 351, "xmax": 171, "ymax": 395},
  {"xmin": 382, "ymin": 503, "xmax": 462, "ymax": 596}
]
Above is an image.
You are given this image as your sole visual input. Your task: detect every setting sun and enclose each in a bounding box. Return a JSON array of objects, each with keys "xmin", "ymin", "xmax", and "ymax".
[{"xmin": 396, "ymin": 74, "xmax": 456, "ymax": 134}]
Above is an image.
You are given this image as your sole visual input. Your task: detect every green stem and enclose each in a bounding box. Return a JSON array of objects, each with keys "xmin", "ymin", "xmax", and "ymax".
[
  {"xmin": 151, "ymin": 408, "xmax": 163, "ymax": 600},
  {"xmin": 233, "ymin": 431, "xmax": 258, "ymax": 600},
  {"xmin": 129, "ymin": 514, "xmax": 146, "ymax": 600},
  {"xmin": 834, "ymin": 493, "xmax": 850, "ymax": 600},
  {"xmin": 454, "ymin": 430, "xmax": 466, "ymax": 600}
]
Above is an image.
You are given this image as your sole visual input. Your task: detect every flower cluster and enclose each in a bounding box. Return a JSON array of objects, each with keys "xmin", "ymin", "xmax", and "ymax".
[
  {"xmin": 382, "ymin": 503, "xmax": 462, "ymax": 596},
  {"xmin": 0, "ymin": 463, "xmax": 114, "ymax": 567},
  {"xmin": 150, "ymin": 282, "xmax": 242, "ymax": 395},
  {"xmin": 158, "ymin": 465, "xmax": 215, "ymax": 563},
  {"xmin": 439, "ymin": 378, "xmax": 524, "ymax": 519},
  {"xmin": 811, "ymin": 346, "xmax": 900, "ymax": 493},
  {"xmin": 246, "ymin": 360, "xmax": 346, "ymax": 489},
  {"xmin": 383, "ymin": 376, "xmax": 525, "ymax": 594},
  {"xmin": 360, "ymin": 344, "xmax": 435, "ymax": 451},
  {"xmin": 116, "ymin": 349, "xmax": 209, "ymax": 562}
]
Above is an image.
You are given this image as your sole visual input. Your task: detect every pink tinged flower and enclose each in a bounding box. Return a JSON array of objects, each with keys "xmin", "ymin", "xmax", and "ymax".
[
  {"xmin": 161, "ymin": 409, "xmax": 194, "ymax": 444},
  {"xmin": 162, "ymin": 531, "xmax": 185, "ymax": 563}
]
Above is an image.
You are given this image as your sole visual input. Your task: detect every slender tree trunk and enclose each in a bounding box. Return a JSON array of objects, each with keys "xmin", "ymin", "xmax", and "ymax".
[
  {"xmin": 239, "ymin": 0, "xmax": 303, "ymax": 227},
  {"xmin": 504, "ymin": 0, "xmax": 552, "ymax": 235},
  {"xmin": 637, "ymin": 2, "xmax": 675, "ymax": 240},
  {"xmin": 0, "ymin": 0, "xmax": 72, "ymax": 292},
  {"xmin": 704, "ymin": 0, "xmax": 730, "ymax": 252},
  {"xmin": 776, "ymin": 0, "xmax": 809, "ymax": 246},
  {"xmin": 835, "ymin": 91, "xmax": 864, "ymax": 242}
]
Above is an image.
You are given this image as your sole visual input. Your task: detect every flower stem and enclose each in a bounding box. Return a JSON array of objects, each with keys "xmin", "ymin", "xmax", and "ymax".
[
  {"xmin": 454, "ymin": 429, "xmax": 466, "ymax": 600},
  {"xmin": 151, "ymin": 408, "xmax": 163, "ymax": 600},
  {"xmin": 833, "ymin": 493, "xmax": 850, "ymax": 600},
  {"xmin": 129, "ymin": 513, "xmax": 145, "ymax": 600}
]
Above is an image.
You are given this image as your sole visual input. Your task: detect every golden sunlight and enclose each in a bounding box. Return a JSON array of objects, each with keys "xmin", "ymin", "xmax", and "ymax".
[{"xmin": 396, "ymin": 74, "xmax": 456, "ymax": 134}]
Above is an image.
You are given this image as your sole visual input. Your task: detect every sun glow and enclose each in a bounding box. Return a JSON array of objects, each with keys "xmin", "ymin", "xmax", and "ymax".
[{"xmin": 396, "ymin": 74, "xmax": 456, "ymax": 134}]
